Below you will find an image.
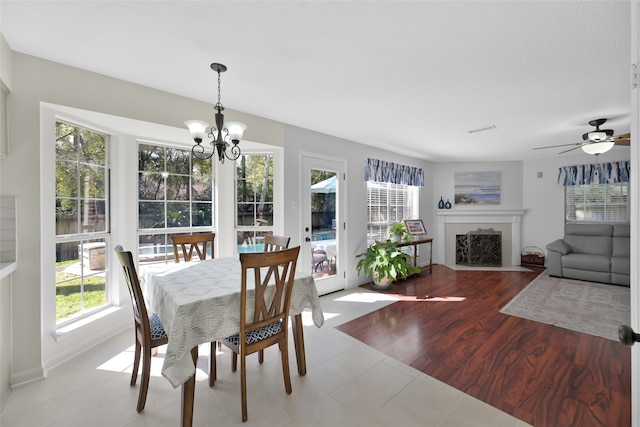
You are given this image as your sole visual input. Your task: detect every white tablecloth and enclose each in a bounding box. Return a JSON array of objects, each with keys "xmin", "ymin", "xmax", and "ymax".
[{"xmin": 143, "ymin": 256, "xmax": 324, "ymax": 388}]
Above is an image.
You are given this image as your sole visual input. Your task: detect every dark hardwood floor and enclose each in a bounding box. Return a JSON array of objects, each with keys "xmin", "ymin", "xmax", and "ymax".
[{"xmin": 336, "ymin": 264, "xmax": 631, "ymax": 427}]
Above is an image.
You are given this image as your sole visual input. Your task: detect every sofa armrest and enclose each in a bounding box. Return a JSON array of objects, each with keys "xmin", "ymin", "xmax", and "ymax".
[{"xmin": 546, "ymin": 239, "xmax": 571, "ymax": 255}]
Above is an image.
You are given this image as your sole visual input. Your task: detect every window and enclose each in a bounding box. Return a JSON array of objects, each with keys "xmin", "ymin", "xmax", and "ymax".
[
  {"xmin": 55, "ymin": 121, "xmax": 109, "ymax": 325},
  {"xmin": 565, "ymin": 183, "xmax": 628, "ymax": 223},
  {"xmin": 235, "ymin": 153, "xmax": 274, "ymax": 253},
  {"xmin": 366, "ymin": 181, "xmax": 418, "ymax": 245},
  {"xmin": 138, "ymin": 143, "xmax": 213, "ymax": 264}
]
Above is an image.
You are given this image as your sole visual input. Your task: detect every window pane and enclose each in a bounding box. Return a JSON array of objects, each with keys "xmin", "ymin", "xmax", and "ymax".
[
  {"xmin": 192, "ymin": 202, "xmax": 212, "ymax": 227},
  {"xmin": 139, "ymin": 173, "xmax": 165, "ymax": 200},
  {"xmin": 80, "ymin": 164, "xmax": 106, "ymax": 198},
  {"xmin": 79, "ymin": 130, "xmax": 106, "ymax": 164},
  {"xmin": 56, "ymin": 198, "xmax": 78, "ymax": 235},
  {"xmin": 192, "ymin": 175, "xmax": 212, "ymax": 201},
  {"xmin": 139, "ymin": 201, "xmax": 165, "ymax": 228},
  {"xmin": 366, "ymin": 182, "xmax": 418, "ymax": 244},
  {"xmin": 55, "ymin": 128, "xmax": 78, "ymax": 161},
  {"xmin": 139, "ymin": 233, "xmax": 171, "ymax": 263},
  {"xmin": 138, "ymin": 143, "xmax": 165, "ymax": 172},
  {"xmin": 80, "ymin": 199, "xmax": 106, "ymax": 233},
  {"xmin": 566, "ymin": 183, "xmax": 628, "ymax": 223},
  {"xmin": 166, "ymin": 175, "xmax": 190, "ymax": 200},
  {"xmin": 167, "ymin": 202, "xmax": 190, "ymax": 227},
  {"xmin": 56, "ymin": 239, "xmax": 107, "ymax": 321},
  {"xmin": 56, "ymin": 160, "xmax": 78, "ymax": 197},
  {"xmin": 165, "ymin": 147, "xmax": 190, "ymax": 174}
]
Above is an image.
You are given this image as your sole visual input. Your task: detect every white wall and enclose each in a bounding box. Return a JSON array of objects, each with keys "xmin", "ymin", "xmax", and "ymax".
[{"xmin": 431, "ymin": 160, "xmax": 523, "ymax": 263}]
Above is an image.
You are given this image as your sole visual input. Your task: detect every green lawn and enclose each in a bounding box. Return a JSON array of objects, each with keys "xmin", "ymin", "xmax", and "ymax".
[{"xmin": 56, "ymin": 260, "xmax": 106, "ymax": 320}]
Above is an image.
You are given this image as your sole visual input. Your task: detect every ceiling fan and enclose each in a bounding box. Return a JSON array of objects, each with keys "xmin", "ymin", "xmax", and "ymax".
[{"xmin": 533, "ymin": 118, "xmax": 631, "ymax": 155}]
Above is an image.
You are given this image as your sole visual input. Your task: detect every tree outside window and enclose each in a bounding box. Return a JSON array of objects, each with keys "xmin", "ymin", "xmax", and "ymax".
[
  {"xmin": 138, "ymin": 143, "xmax": 213, "ymax": 264},
  {"xmin": 55, "ymin": 121, "xmax": 109, "ymax": 324}
]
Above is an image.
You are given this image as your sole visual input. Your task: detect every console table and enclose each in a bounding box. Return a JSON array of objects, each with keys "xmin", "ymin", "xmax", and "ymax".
[{"xmin": 397, "ymin": 236, "xmax": 433, "ymax": 273}]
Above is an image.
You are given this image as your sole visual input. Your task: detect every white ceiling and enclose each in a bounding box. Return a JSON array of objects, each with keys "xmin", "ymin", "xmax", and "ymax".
[{"xmin": 0, "ymin": 1, "xmax": 632, "ymax": 162}]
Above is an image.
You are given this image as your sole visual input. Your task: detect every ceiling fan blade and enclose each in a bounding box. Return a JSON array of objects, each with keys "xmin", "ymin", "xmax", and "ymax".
[
  {"xmin": 558, "ymin": 145, "xmax": 583, "ymax": 155},
  {"xmin": 532, "ymin": 142, "xmax": 583, "ymax": 150},
  {"xmin": 613, "ymin": 133, "xmax": 631, "ymax": 146}
]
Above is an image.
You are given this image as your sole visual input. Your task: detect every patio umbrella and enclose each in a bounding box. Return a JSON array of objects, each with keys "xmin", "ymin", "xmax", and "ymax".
[{"xmin": 310, "ymin": 175, "xmax": 336, "ymax": 193}]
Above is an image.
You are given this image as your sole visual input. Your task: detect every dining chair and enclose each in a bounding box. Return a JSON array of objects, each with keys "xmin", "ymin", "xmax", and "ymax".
[
  {"xmin": 171, "ymin": 233, "xmax": 220, "ymax": 382},
  {"xmin": 114, "ymin": 245, "xmax": 168, "ymax": 413},
  {"xmin": 263, "ymin": 234, "xmax": 290, "ymax": 252},
  {"xmin": 171, "ymin": 232, "xmax": 215, "ymax": 263},
  {"xmin": 211, "ymin": 246, "xmax": 301, "ymax": 422},
  {"xmin": 258, "ymin": 235, "xmax": 291, "ymax": 363}
]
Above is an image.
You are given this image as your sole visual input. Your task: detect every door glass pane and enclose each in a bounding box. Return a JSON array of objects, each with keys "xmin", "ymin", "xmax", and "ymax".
[{"xmin": 310, "ymin": 170, "xmax": 337, "ymax": 279}]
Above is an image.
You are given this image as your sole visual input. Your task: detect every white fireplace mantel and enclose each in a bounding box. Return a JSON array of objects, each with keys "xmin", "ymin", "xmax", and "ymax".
[{"xmin": 436, "ymin": 209, "xmax": 526, "ymax": 266}]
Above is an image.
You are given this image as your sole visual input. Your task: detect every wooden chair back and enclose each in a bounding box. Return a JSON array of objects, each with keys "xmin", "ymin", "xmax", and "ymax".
[
  {"xmin": 171, "ymin": 233, "xmax": 215, "ymax": 263},
  {"xmin": 114, "ymin": 245, "xmax": 150, "ymax": 337},
  {"xmin": 114, "ymin": 245, "xmax": 168, "ymax": 412},
  {"xmin": 263, "ymin": 235, "xmax": 290, "ymax": 252},
  {"xmin": 215, "ymin": 246, "xmax": 300, "ymax": 421},
  {"xmin": 240, "ymin": 246, "xmax": 300, "ymax": 335}
]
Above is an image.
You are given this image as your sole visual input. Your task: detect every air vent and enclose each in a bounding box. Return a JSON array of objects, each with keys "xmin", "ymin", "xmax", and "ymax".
[{"xmin": 468, "ymin": 125, "xmax": 497, "ymax": 134}]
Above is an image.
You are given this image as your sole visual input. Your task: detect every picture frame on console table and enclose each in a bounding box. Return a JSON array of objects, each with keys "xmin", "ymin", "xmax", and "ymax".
[{"xmin": 404, "ymin": 219, "xmax": 427, "ymax": 235}]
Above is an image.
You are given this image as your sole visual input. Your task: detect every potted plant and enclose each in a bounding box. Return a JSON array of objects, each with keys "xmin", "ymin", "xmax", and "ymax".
[
  {"xmin": 356, "ymin": 240, "xmax": 421, "ymax": 290},
  {"xmin": 389, "ymin": 221, "xmax": 413, "ymax": 242}
]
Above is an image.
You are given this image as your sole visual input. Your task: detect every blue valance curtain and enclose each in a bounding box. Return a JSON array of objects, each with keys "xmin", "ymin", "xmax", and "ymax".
[
  {"xmin": 364, "ymin": 158, "xmax": 424, "ymax": 187},
  {"xmin": 557, "ymin": 160, "xmax": 630, "ymax": 186}
]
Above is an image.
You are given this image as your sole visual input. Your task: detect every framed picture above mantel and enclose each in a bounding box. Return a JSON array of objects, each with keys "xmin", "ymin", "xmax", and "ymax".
[{"xmin": 454, "ymin": 171, "xmax": 501, "ymax": 205}]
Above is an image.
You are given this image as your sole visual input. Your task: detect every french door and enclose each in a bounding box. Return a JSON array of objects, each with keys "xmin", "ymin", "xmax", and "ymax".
[{"xmin": 301, "ymin": 155, "xmax": 345, "ymax": 295}]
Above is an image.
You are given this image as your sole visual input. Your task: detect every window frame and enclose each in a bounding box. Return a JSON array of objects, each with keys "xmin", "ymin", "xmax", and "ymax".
[
  {"xmin": 366, "ymin": 181, "xmax": 419, "ymax": 245},
  {"xmin": 54, "ymin": 120, "xmax": 111, "ymax": 327},
  {"xmin": 137, "ymin": 141, "xmax": 215, "ymax": 266},
  {"xmin": 234, "ymin": 152, "xmax": 275, "ymax": 253}
]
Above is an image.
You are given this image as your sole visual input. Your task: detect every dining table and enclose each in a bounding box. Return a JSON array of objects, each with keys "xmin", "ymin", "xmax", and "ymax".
[{"xmin": 142, "ymin": 255, "xmax": 325, "ymax": 427}]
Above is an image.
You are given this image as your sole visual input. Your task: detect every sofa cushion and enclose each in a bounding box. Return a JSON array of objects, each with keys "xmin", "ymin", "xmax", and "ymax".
[
  {"xmin": 546, "ymin": 239, "xmax": 571, "ymax": 255},
  {"xmin": 611, "ymin": 256, "xmax": 630, "ymax": 276},
  {"xmin": 562, "ymin": 253, "xmax": 610, "ymax": 272},
  {"xmin": 613, "ymin": 224, "xmax": 630, "ymax": 237},
  {"xmin": 612, "ymin": 224, "xmax": 630, "ymax": 258},
  {"xmin": 564, "ymin": 234, "xmax": 612, "ymax": 256},
  {"xmin": 565, "ymin": 223, "xmax": 613, "ymax": 237}
]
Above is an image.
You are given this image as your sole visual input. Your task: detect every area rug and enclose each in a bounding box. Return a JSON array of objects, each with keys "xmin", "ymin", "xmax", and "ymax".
[{"xmin": 500, "ymin": 271, "xmax": 629, "ymax": 341}]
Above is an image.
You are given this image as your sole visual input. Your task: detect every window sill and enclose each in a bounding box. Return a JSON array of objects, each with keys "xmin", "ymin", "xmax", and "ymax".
[
  {"xmin": 54, "ymin": 306, "xmax": 123, "ymax": 341},
  {"xmin": 0, "ymin": 261, "xmax": 17, "ymax": 280}
]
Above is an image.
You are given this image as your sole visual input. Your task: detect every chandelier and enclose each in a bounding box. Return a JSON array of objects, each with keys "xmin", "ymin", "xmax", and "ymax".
[{"xmin": 184, "ymin": 63, "xmax": 247, "ymax": 163}]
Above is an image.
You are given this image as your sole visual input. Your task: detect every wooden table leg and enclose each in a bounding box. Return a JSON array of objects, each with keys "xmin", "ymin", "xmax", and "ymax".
[
  {"xmin": 181, "ymin": 346, "xmax": 198, "ymax": 427},
  {"xmin": 290, "ymin": 314, "xmax": 307, "ymax": 375}
]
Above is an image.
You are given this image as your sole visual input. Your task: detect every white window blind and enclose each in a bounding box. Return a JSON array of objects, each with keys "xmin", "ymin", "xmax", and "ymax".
[
  {"xmin": 366, "ymin": 182, "xmax": 418, "ymax": 244},
  {"xmin": 565, "ymin": 183, "xmax": 628, "ymax": 223}
]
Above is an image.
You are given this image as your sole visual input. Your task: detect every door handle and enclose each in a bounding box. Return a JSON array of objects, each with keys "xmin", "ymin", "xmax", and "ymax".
[{"xmin": 618, "ymin": 325, "xmax": 640, "ymax": 346}]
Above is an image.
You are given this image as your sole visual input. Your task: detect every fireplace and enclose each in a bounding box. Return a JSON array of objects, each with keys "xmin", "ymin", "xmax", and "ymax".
[
  {"xmin": 435, "ymin": 209, "xmax": 525, "ymax": 267},
  {"xmin": 456, "ymin": 228, "xmax": 502, "ymax": 266}
]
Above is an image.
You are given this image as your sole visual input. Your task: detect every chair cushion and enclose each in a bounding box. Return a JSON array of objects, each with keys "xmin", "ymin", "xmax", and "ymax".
[
  {"xmin": 149, "ymin": 314, "xmax": 168, "ymax": 340},
  {"xmin": 226, "ymin": 321, "xmax": 282, "ymax": 346}
]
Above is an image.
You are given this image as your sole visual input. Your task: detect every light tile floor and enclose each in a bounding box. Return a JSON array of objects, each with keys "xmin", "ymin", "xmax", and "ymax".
[{"xmin": 1, "ymin": 287, "xmax": 532, "ymax": 427}]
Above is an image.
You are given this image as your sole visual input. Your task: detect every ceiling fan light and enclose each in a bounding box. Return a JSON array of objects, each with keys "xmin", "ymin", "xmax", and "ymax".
[
  {"xmin": 582, "ymin": 141, "xmax": 615, "ymax": 155},
  {"xmin": 587, "ymin": 131, "xmax": 608, "ymax": 142},
  {"xmin": 184, "ymin": 120, "xmax": 210, "ymax": 143}
]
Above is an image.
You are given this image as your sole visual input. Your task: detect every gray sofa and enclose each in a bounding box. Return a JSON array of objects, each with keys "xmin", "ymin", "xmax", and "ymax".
[{"xmin": 545, "ymin": 223, "xmax": 630, "ymax": 286}]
